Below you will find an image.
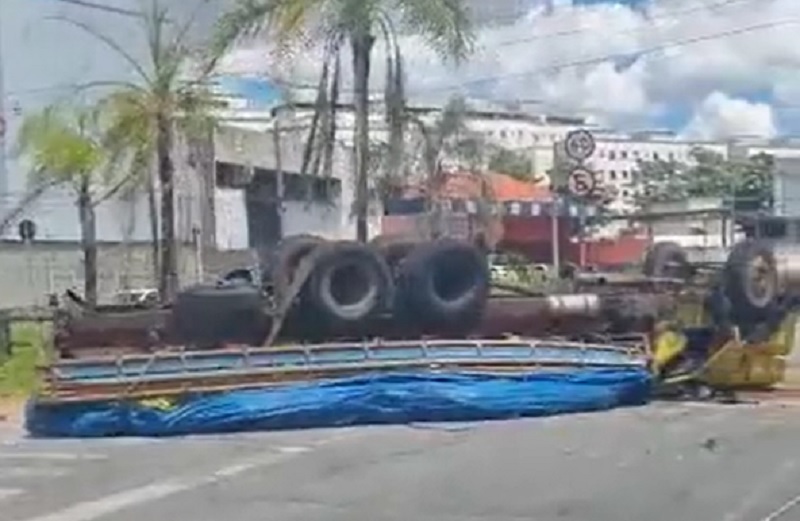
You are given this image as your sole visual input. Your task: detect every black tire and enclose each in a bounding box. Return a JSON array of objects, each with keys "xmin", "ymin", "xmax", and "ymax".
[
  {"xmin": 265, "ymin": 234, "xmax": 326, "ymax": 298},
  {"xmin": 172, "ymin": 284, "xmax": 268, "ymax": 348},
  {"xmin": 643, "ymin": 241, "xmax": 691, "ymax": 279},
  {"xmin": 306, "ymin": 241, "xmax": 394, "ymax": 326},
  {"xmin": 397, "ymin": 238, "xmax": 490, "ymax": 331},
  {"xmin": 724, "ymin": 239, "xmax": 778, "ymax": 323}
]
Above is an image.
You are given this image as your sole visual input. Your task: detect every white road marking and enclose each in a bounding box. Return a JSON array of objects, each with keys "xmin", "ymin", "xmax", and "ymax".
[
  {"xmin": 0, "ymin": 487, "xmax": 24, "ymax": 501},
  {"xmin": 0, "ymin": 466, "xmax": 70, "ymax": 478},
  {"xmin": 15, "ymin": 445, "xmax": 314, "ymax": 521},
  {"xmin": 0, "ymin": 452, "xmax": 106, "ymax": 462},
  {"xmin": 275, "ymin": 445, "xmax": 311, "ymax": 454}
]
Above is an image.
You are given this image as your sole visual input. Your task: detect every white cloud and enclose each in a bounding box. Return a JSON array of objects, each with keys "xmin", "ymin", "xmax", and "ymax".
[
  {"xmin": 681, "ymin": 91, "xmax": 777, "ymax": 139},
  {"xmin": 218, "ymin": 0, "xmax": 800, "ymax": 133}
]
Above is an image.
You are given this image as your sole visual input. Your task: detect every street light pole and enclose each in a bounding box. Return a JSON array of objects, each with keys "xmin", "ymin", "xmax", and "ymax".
[{"xmin": 551, "ymin": 195, "xmax": 560, "ymax": 272}]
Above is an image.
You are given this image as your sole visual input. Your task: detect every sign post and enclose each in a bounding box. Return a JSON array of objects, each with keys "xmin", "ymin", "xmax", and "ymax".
[{"xmin": 560, "ymin": 129, "xmax": 598, "ymax": 268}]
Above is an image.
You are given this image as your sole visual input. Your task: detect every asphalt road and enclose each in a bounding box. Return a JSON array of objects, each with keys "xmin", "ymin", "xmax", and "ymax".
[{"xmin": 2, "ymin": 402, "xmax": 800, "ymax": 521}]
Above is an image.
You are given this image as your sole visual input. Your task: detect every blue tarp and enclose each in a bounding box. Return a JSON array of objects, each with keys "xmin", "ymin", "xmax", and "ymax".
[{"xmin": 25, "ymin": 369, "xmax": 652, "ymax": 438}]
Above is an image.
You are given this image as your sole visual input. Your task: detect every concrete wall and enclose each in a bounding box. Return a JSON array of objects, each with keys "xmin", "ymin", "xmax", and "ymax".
[
  {"xmin": 214, "ymin": 123, "xmax": 382, "ymax": 247},
  {"xmin": 0, "ymin": 240, "xmax": 258, "ymax": 308}
]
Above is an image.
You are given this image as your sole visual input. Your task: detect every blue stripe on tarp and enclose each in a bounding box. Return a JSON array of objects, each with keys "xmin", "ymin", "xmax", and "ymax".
[{"xmin": 25, "ymin": 368, "xmax": 652, "ymax": 438}]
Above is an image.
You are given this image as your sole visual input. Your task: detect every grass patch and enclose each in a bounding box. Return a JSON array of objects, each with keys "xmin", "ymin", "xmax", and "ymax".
[{"xmin": 0, "ymin": 322, "xmax": 51, "ymax": 397}]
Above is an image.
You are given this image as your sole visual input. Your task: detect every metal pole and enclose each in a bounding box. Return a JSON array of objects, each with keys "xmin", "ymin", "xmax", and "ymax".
[
  {"xmin": 579, "ymin": 211, "xmax": 587, "ymax": 267},
  {"xmin": 551, "ymin": 196, "xmax": 560, "ymax": 271}
]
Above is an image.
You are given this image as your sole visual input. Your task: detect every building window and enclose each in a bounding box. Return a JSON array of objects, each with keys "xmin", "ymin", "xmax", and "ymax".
[
  {"xmin": 653, "ymin": 152, "xmax": 660, "ymax": 160},
  {"xmin": 608, "ymin": 170, "xmax": 617, "ymax": 181},
  {"xmin": 215, "ymin": 161, "xmax": 250, "ymax": 188},
  {"xmin": 499, "ymin": 130, "xmax": 507, "ymax": 139},
  {"xmin": 597, "ymin": 149, "xmax": 605, "ymax": 158},
  {"xmin": 284, "ymin": 173, "xmax": 342, "ymax": 202},
  {"xmin": 622, "ymin": 189, "xmax": 630, "ymax": 198},
  {"xmin": 668, "ymin": 152, "xmax": 675, "ymax": 161},
  {"xmin": 622, "ymin": 170, "xmax": 629, "ymax": 179},
  {"xmin": 620, "ymin": 151, "xmax": 628, "ymax": 159},
  {"xmin": 633, "ymin": 150, "xmax": 640, "ymax": 158},
  {"xmin": 608, "ymin": 151, "xmax": 616, "ymax": 160}
]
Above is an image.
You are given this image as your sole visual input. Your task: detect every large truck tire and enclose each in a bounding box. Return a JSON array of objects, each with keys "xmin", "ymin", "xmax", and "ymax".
[
  {"xmin": 305, "ymin": 241, "xmax": 394, "ymax": 326},
  {"xmin": 397, "ymin": 238, "xmax": 490, "ymax": 330},
  {"xmin": 643, "ymin": 241, "xmax": 691, "ymax": 279},
  {"xmin": 724, "ymin": 239, "xmax": 779, "ymax": 324},
  {"xmin": 172, "ymin": 284, "xmax": 268, "ymax": 348}
]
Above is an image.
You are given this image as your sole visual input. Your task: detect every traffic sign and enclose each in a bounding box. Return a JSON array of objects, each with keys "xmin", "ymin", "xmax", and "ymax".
[
  {"xmin": 18, "ymin": 219, "xmax": 36, "ymax": 242},
  {"xmin": 567, "ymin": 168, "xmax": 597, "ymax": 197},
  {"xmin": 564, "ymin": 129, "xmax": 595, "ymax": 161}
]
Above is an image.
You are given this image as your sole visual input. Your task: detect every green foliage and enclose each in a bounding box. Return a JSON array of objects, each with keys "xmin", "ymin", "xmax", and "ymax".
[
  {"xmin": 0, "ymin": 323, "xmax": 50, "ymax": 396},
  {"xmin": 635, "ymin": 147, "xmax": 775, "ymax": 211},
  {"xmin": 488, "ymin": 148, "xmax": 534, "ymax": 180},
  {"xmin": 17, "ymin": 105, "xmax": 104, "ymax": 191}
]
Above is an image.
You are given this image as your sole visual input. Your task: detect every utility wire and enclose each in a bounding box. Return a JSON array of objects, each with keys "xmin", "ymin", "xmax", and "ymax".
[
  {"xmin": 415, "ymin": 18, "xmax": 799, "ymax": 92},
  {"xmin": 489, "ymin": 0, "xmax": 759, "ymax": 47}
]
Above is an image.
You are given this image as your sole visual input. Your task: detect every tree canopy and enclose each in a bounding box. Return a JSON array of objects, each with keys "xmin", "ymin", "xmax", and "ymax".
[{"xmin": 636, "ymin": 147, "xmax": 775, "ymax": 212}]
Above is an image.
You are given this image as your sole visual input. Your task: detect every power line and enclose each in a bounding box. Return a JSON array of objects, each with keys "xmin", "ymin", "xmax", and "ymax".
[
  {"xmin": 414, "ymin": 18, "xmax": 799, "ymax": 93},
  {"xmin": 488, "ymin": 0, "xmax": 759, "ymax": 47}
]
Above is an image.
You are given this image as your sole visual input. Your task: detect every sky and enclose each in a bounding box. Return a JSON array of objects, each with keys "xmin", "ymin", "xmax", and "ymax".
[{"xmin": 218, "ymin": 0, "xmax": 800, "ymax": 140}]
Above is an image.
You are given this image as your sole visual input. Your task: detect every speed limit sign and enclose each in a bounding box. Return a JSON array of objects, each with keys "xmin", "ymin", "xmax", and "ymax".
[
  {"xmin": 567, "ymin": 167, "xmax": 597, "ymax": 197},
  {"xmin": 564, "ymin": 129, "xmax": 595, "ymax": 161}
]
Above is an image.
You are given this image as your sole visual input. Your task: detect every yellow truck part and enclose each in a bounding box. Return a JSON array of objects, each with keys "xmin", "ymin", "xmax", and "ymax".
[{"xmin": 653, "ymin": 297, "xmax": 797, "ymax": 389}]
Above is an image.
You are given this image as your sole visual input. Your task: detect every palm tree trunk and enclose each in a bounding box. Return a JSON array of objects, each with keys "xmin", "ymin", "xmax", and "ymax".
[
  {"xmin": 156, "ymin": 111, "xmax": 178, "ymax": 302},
  {"xmin": 351, "ymin": 32, "xmax": 375, "ymax": 242},
  {"xmin": 77, "ymin": 179, "xmax": 98, "ymax": 306},
  {"xmin": 147, "ymin": 170, "xmax": 160, "ymax": 288}
]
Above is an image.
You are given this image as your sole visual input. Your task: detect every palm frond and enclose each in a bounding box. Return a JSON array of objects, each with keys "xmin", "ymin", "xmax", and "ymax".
[
  {"xmin": 47, "ymin": 15, "xmax": 152, "ymax": 86},
  {"xmin": 395, "ymin": 0, "xmax": 475, "ymax": 63}
]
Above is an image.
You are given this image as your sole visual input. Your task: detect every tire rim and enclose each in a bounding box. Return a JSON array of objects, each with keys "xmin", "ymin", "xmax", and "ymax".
[{"xmin": 746, "ymin": 255, "xmax": 776, "ymax": 308}]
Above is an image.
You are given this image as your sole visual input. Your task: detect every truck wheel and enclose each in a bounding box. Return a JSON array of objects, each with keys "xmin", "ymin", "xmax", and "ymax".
[
  {"xmin": 306, "ymin": 241, "xmax": 394, "ymax": 325},
  {"xmin": 172, "ymin": 284, "xmax": 268, "ymax": 348},
  {"xmin": 643, "ymin": 241, "xmax": 690, "ymax": 279},
  {"xmin": 397, "ymin": 238, "xmax": 490, "ymax": 330},
  {"xmin": 724, "ymin": 239, "xmax": 778, "ymax": 323}
]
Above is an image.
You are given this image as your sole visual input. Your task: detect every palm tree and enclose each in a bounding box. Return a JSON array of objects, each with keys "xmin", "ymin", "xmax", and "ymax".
[
  {"xmin": 17, "ymin": 105, "xmax": 134, "ymax": 306},
  {"xmin": 212, "ymin": 0, "xmax": 475, "ymax": 242},
  {"xmin": 406, "ymin": 96, "xmax": 495, "ymax": 238},
  {"xmin": 57, "ymin": 1, "xmax": 217, "ymax": 302}
]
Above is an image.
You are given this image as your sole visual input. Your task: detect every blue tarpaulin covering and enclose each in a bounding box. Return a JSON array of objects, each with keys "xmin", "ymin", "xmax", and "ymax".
[{"xmin": 25, "ymin": 369, "xmax": 652, "ymax": 438}]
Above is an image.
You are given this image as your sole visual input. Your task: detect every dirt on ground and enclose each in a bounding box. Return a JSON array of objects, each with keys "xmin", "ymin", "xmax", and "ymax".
[{"xmin": 0, "ymin": 395, "xmax": 25, "ymax": 425}]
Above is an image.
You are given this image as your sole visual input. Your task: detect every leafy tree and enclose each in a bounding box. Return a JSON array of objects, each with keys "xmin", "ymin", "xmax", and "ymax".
[
  {"xmin": 213, "ymin": 0, "xmax": 475, "ymax": 242},
  {"xmin": 635, "ymin": 147, "xmax": 775, "ymax": 212},
  {"xmin": 487, "ymin": 148, "xmax": 534, "ymax": 181},
  {"xmin": 60, "ymin": 1, "xmax": 218, "ymax": 302},
  {"xmin": 405, "ymin": 96, "xmax": 494, "ymax": 237},
  {"xmin": 17, "ymin": 105, "xmax": 133, "ymax": 305}
]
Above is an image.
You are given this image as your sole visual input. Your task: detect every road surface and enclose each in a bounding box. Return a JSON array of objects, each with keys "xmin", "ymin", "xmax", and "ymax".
[{"xmin": 2, "ymin": 402, "xmax": 800, "ymax": 521}]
